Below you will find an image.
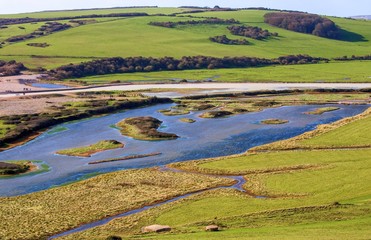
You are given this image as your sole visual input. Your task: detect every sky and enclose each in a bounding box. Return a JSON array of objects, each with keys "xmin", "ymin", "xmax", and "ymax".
[{"xmin": 1, "ymin": 0, "xmax": 370, "ymax": 17}]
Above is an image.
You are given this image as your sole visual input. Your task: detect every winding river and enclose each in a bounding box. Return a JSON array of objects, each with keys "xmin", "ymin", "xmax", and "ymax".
[{"xmin": 0, "ymin": 103, "xmax": 368, "ymax": 196}]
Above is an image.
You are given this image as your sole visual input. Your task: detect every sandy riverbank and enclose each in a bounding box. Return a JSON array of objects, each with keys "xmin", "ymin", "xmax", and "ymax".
[
  {"xmin": 0, "ymin": 74, "xmax": 46, "ymax": 93},
  {"xmin": 1, "ymin": 82, "xmax": 371, "ymax": 99}
]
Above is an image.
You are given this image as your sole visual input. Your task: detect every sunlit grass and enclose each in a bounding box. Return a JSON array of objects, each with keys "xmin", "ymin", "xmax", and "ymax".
[
  {"xmin": 56, "ymin": 140, "xmax": 124, "ymax": 157},
  {"xmin": 0, "ymin": 168, "xmax": 231, "ymax": 240}
]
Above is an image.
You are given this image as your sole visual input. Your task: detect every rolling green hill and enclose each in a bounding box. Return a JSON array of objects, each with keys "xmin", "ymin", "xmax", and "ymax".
[{"xmin": 0, "ymin": 7, "xmax": 370, "ymax": 82}]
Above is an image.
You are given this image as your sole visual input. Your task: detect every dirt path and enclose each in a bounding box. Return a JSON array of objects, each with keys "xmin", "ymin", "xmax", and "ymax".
[
  {"xmin": 1, "ymin": 82, "xmax": 371, "ymax": 98},
  {"xmin": 0, "ymin": 74, "xmax": 45, "ymax": 93}
]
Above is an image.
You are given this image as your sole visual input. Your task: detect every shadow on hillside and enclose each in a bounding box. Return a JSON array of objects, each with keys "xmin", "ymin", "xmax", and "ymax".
[{"xmin": 337, "ymin": 28, "xmax": 367, "ymax": 42}]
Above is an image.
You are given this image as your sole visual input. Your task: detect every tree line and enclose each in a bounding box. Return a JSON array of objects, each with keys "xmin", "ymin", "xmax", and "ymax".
[
  {"xmin": 264, "ymin": 12, "xmax": 340, "ymax": 39},
  {"xmin": 333, "ymin": 55, "xmax": 371, "ymax": 61},
  {"xmin": 0, "ymin": 60, "xmax": 27, "ymax": 76},
  {"xmin": 6, "ymin": 22, "xmax": 71, "ymax": 43},
  {"xmin": 50, "ymin": 55, "xmax": 325, "ymax": 79},
  {"xmin": 149, "ymin": 18, "xmax": 239, "ymax": 28},
  {"xmin": 227, "ymin": 25, "xmax": 278, "ymax": 40}
]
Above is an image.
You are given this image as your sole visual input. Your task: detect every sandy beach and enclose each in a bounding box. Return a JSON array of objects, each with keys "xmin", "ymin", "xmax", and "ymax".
[{"xmin": 0, "ymin": 74, "xmax": 44, "ymax": 93}]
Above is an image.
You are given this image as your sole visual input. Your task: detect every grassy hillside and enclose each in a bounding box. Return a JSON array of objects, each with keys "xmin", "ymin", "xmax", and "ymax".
[
  {"xmin": 59, "ymin": 107, "xmax": 371, "ymax": 240},
  {"xmin": 0, "ymin": 7, "xmax": 181, "ymax": 18},
  {"xmin": 0, "ymin": 8, "xmax": 370, "ymax": 71}
]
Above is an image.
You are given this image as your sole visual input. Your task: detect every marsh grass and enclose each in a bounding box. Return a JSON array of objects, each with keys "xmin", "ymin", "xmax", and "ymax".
[
  {"xmin": 158, "ymin": 108, "xmax": 190, "ymax": 116},
  {"xmin": 117, "ymin": 116, "xmax": 178, "ymax": 141},
  {"xmin": 260, "ymin": 119, "xmax": 288, "ymax": 124},
  {"xmin": 0, "ymin": 168, "xmax": 231, "ymax": 240},
  {"xmin": 305, "ymin": 107, "xmax": 340, "ymax": 115},
  {"xmin": 199, "ymin": 110, "xmax": 233, "ymax": 118},
  {"xmin": 56, "ymin": 140, "xmax": 124, "ymax": 157},
  {"xmin": 179, "ymin": 118, "xmax": 196, "ymax": 123}
]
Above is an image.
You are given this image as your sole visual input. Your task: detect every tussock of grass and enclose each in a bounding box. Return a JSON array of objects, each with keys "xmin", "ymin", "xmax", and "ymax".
[
  {"xmin": 199, "ymin": 110, "xmax": 233, "ymax": 118},
  {"xmin": 158, "ymin": 109, "xmax": 190, "ymax": 116},
  {"xmin": 179, "ymin": 118, "xmax": 196, "ymax": 123},
  {"xmin": 56, "ymin": 140, "xmax": 124, "ymax": 157}
]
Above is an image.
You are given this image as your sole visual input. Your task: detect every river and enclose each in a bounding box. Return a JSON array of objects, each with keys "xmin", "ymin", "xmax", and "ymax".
[{"xmin": 0, "ymin": 103, "xmax": 368, "ymax": 196}]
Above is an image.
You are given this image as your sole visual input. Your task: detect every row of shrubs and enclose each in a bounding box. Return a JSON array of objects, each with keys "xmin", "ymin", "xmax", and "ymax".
[
  {"xmin": 0, "ymin": 12, "xmax": 148, "ymax": 26},
  {"xmin": 0, "ymin": 97, "xmax": 172, "ymax": 147},
  {"xmin": 27, "ymin": 42, "xmax": 50, "ymax": 48},
  {"xmin": 264, "ymin": 12, "xmax": 340, "ymax": 39},
  {"xmin": 6, "ymin": 22, "xmax": 71, "ymax": 43},
  {"xmin": 227, "ymin": 25, "xmax": 278, "ymax": 40},
  {"xmin": 50, "ymin": 54, "xmax": 325, "ymax": 79},
  {"xmin": 0, "ymin": 60, "xmax": 27, "ymax": 76},
  {"xmin": 333, "ymin": 55, "xmax": 371, "ymax": 61},
  {"xmin": 209, "ymin": 35, "xmax": 250, "ymax": 45},
  {"xmin": 148, "ymin": 18, "xmax": 239, "ymax": 28}
]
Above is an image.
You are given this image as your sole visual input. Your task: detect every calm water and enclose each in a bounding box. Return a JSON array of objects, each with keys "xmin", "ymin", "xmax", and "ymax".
[
  {"xmin": 31, "ymin": 83, "xmax": 70, "ymax": 89},
  {"xmin": 0, "ymin": 103, "xmax": 368, "ymax": 196}
]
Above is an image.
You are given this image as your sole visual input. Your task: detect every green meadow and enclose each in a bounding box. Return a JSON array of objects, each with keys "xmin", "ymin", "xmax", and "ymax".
[
  {"xmin": 78, "ymin": 61, "xmax": 371, "ymax": 83},
  {"xmin": 0, "ymin": 8, "xmax": 370, "ymax": 77},
  {"xmin": 56, "ymin": 140, "xmax": 124, "ymax": 157}
]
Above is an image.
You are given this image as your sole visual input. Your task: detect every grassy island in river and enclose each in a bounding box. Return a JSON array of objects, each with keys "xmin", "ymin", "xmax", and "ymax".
[
  {"xmin": 0, "ymin": 161, "xmax": 31, "ymax": 175},
  {"xmin": 261, "ymin": 119, "xmax": 289, "ymax": 124},
  {"xmin": 306, "ymin": 107, "xmax": 341, "ymax": 115},
  {"xmin": 56, "ymin": 140, "xmax": 124, "ymax": 157},
  {"xmin": 117, "ymin": 116, "xmax": 179, "ymax": 141}
]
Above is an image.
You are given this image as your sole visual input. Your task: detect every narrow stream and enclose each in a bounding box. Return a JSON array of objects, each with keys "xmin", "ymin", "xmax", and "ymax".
[{"xmin": 49, "ymin": 167, "xmax": 247, "ymax": 239}]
